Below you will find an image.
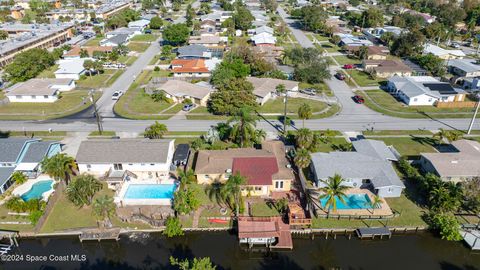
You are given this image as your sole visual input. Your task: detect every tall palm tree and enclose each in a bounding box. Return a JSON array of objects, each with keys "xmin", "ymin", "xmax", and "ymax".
[
  {"xmin": 93, "ymin": 195, "xmax": 116, "ymax": 228},
  {"xmin": 319, "ymin": 174, "xmax": 349, "ymax": 214},
  {"xmin": 294, "ymin": 148, "xmax": 311, "ymax": 169},
  {"xmin": 11, "ymin": 171, "xmax": 27, "ymax": 184},
  {"xmin": 144, "ymin": 121, "xmax": 168, "ymax": 139},
  {"xmin": 223, "ymin": 173, "xmax": 245, "ymax": 217},
  {"xmin": 298, "ymin": 103, "xmax": 312, "ymax": 128},
  {"xmin": 369, "ymin": 195, "xmax": 383, "ymax": 215},
  {"xmin": 295, "ymin": 128, "xmax": 314, "ymax": 149},
  {"xmin": 228, "ymin": 107, "xmax": 258, "ymax": 147},
  {"xmin": 177, "ymin": 168, "xmax": 195, "ymax": 191},
  {"xmin": 40, "ymin": 153, "xmax": 77, "ymax": 185},
  {"xmin": 65, "ymin": 174, "xmax": 102, "ymax": 207},
  {"xmin": 304, "ymin": 188, "xmax": 322, "ymax": 216},
  {"xmin": 253, "ymin": 129, "xmax": 266, "ymax": 144},
  {"xmin": 205, "ymin": 180, "xmax": 226, "ymax": 206}
]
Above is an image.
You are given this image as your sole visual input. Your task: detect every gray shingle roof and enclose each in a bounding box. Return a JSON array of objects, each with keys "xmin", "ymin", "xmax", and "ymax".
[
  {"xmin": 177, "ymin": 44, "xmax": 209, "ymax": 58},
  {"xmin": 0, "ymin": 167, "xmax": 15, "ymax": 187},
  {"xmin": 104, "ymin": 34, "xmax": 129, "ymax": 45},
  {"xmin": 0, "ymin": 138, "xmax": 38, "ymax": 163},
  {"xmin": 449, "ymin": 59, "xmax": 480, "ymax": 74},
  {"xmin": 76, "ymin": 139, "xmax": 173, "ymax": 164},
  {"xmin": 311, "ymin": 139, "xmax": 404, "ymax": 189},
  {"xmin": 21, "ymin": 141, "xmax": 59, "ymax": 163}
]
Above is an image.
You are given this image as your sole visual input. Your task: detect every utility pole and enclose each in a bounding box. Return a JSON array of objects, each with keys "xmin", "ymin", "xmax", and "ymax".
[
  {"xmin": 90, "ymin": 89, "xmax": 103, "ymax": 135},
  {"xmin": 467, "ymin": 97, "xmax": 480, "ymax": 135},
  {"xmin": 283, "ymin": 92, "xmax": 288, "ymax": 135}
]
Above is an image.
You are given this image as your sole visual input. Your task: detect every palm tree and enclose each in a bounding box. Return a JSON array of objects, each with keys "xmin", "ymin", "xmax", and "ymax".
[
  {"xmin": 144, "ymin": 121, "xmax": 168, "ymax": 139},
  {"xmin": 298, "ymin": 103, "xmax": 312, "ymax": 128},
  {"xmin": 319, "ymin": 174, "xmax": 349, "ymax": 214},
  {"xmin": 93, "ymin": 195, "xmax": 116, "ymax": 228},
  {"xmin": 177, "ymin": 168, "xmax": 195, "ymax": 191},
  {"xmin": 369, "ymin": 195, "xmax": 383, "ymax": 214},
  {"xmin": 295, "ymin": 128, "xmax": 314, "ymax": 149},
  {"xmin": 205, "ymin": 181, "xmax": 226, "ymax": 206},
  {"xmin": 253, "ymin": 129, "xmax": 266, "ymax": 144},
  {"xmin": 223, "ymin": 173, "xmax": 245, "ymax": 217},
  {"xmin": 432, "ymin": 128, "xmax": 462, "ymax": 144},
  {"xmin": 11, "ymin": 171, "xmax": 27, "ymax": 184},
  {"xmin": 276, "ymin": 84, "xmax": 288, "ymax": 134},
  {"xmin": 304, "ymin": 188, "xmax": 322, "ymax": 216},
  {"xmin": 40, "ymin": 153, "xmax": 77, "ymax": 185},
  {"xmin": 294, "ymin": 148, "xmax": 311, "ymax": 169},
  {"xmin": 228, "ymin": 107, "xmax": 258, "ymax": 147},
  {"xmin": 65, "ymin": 174, "xmax": 102, "ymax": 207}
]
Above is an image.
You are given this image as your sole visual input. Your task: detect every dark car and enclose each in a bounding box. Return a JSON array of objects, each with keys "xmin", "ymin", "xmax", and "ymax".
[
  {"xmin": 144, "ymin": 29, "xmax": 152, "ymax": 34},
  {"xmin": 173, "ymin": 144, "xmax": 190, "ymax": 166},
  {"xmin": 182, "ymin": 103, "xmax": 195, "ymax": 111},
  {"xmin": 353, "ymin": 95, "xmax": 365, "ymax": 104},
  {"xmin": 335, "ymin": 72, "xmax": 345, "ymax": 80}
]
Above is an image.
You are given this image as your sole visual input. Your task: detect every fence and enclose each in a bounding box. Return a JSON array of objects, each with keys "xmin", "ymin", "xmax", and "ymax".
[
  {"xmin": 34, "ymin": 183, "xmax": 64, "ymax": 233},
  {"xmin": 435, "ymin": 101, "xmax": 478, "ymax": 108}
]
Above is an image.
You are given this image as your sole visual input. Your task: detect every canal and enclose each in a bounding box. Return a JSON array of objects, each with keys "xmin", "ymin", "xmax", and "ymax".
[{"xmin": 2, "ymin": 231, "xmax": 479, "ymax": 270}]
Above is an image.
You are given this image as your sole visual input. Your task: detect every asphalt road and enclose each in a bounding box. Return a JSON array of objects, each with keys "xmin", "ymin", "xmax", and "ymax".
[{"xmin": 276, "ymin": 6, "xmax": 313, "ymax": 48}]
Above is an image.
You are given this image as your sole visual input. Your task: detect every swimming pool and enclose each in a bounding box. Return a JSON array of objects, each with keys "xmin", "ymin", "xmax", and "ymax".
[
  {"xmin": 320, "ymin": 194, "xmax": 373, "ymax": 210},
  {"xmin": 124, "ymin": 184, "xmax": 176, "ymax": 199},
  {"xmin": 21, "ymin": 180, "xmax": 54, "ymax": 201}
]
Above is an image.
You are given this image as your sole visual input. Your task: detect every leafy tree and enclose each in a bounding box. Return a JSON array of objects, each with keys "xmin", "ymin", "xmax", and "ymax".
[
  {"xmin": 83, "ymin": 60, "xmax": 95, "ymax": 76},
  {"xmin": 272, "ymin": 198, "xmax": 289, "ymax": 214},
  {"xmin": 298, "ymin": 6, "xmax": 328, "ymax": 32},
  {"xmin": 319, "ymin": 174, "xmax": 349, "ymax": 213},
  {"xmin": 5, "ymin": 48, "xmax": 55, "ymax": 83},
  {"xmin": 295, "ymin": 128, "xmax": 314, "ymax": 149},
  {"xmin": 65, "ymin": 174, "xmax": 102, "ymax": 207},
  {"xmin": 360, "ymin": 8, "xmax": 384, "ymax": 28},
  {"xmin": 205, "ymin": 181, "xmax": 227, "ymax": 206},
  {"xmin": 80, "ymin": 49, "xmax": 89, "ymax": 58},
  {"xmin": 199, "ymin": 2, "xmax": 212, "ymax": 14},
  {"xmin": 0, "ymin": 30, "xmax": 8, "ymax": 40},
  {"xmin": 208, "ymin": 78, "xmax": 257, "ymax": 115},
  {"xmin": 149, "ymin": 16, "xmax": 163, "ymax": 29},
  {"xmin": 210, "ymin": 58, "xmax": 250, "ymax": 87},
  {"xmin": 232, "ymin": 6, "xmax": 254, "ymax": 30},
  {"xmin": 162, "ymin": 23, "xmax": 190, "ymax": 46},
  {"xmin": 228, "ymin": 107, "xmax": 259, "ymax": 147},
  {"xmin": 294, "ymin": 148, "xmax": 311, "ymax": 169},
  {"xmin": 357, "ymin": 45, "xmax": 369, "ymax": 60},
  {"xmin": 463, "ymin": 177, "xmax": 480, "ymax": 211},
  {"xmin": 294, "ymin": 59, "xmax": 331, "ymax": 84},
  {"xmin": 40, "ymin": 153, "xmax": 77, "ymax": 185},
  {"xmin": 160, "ymin": 44, "xmax": 174, "ymax": 60},
  {"xmin": 415, "ymin": 54, "xmax": 445, "ymax": 77},
  {"xmin": 11, "ymin": 171, "xmax": 27, "ymax": 184},
  {"xmin": 106, "ymin": 9, "xmax": 140, "ymax": 29},
  {"xmin": 298, "ymin": 103, "xmax": 312, "ymax": 128},
  {"xmin": 164, "ymin": 216, "xmax": 184, "ymax": 237},
  {"xmin": 173, "ymin": 189, "xmax": 200, "ymax": 215},
  {"xmin": 380, "ymin": 32, "xmax": 395, "ymax": 46},
  {"xmin": 331, "ymin": 142, "xmax": 353, "ymax": 151},
  {"xmin": 170, "ymin": 256, "xmax": 216, "ymax": 270},
  {"xmin": 261, "ymin": 0, "xmax": 277, "ymax": 13},
  {"xmin": 348, "ymin": 0, "xmax": 360, "ymax": 7},
  {"xmin": 186, "ymin": 4, "xmax": 195, "ymax": 26},
  {"xmin": 92, "ymin": 195, "xmax": 116, "ymax": 227},
  {"xmin": 144, "ymin": 121, "xmax": 168, "ymax": 139},
  {"xmin": 223, "ymin": 173, "xmax": 245, "ymax": 216},
  {"xmin": 391, "ymin": 29, "xmax": 425, "ymax": 57},
  {"xmin": 177, "ymin": 168, "xmax": 195, "ymax": 191},
  {"xmin": 427, "ymin": 213, "xmax": 462, "ymax": 241}
]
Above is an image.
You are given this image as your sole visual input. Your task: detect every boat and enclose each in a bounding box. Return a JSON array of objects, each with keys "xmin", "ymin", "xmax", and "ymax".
[{"xmin": 208, "ymin": 219, "xmax": 228, "ymax": 224}]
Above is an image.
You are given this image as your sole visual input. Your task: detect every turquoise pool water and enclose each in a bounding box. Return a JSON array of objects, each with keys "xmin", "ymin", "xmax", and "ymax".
[
  {"xmin": 21, "ymin": 180, "xmax": 54, "ymax": 201},
  {"xmin": 320, "ymin": 194, "xmax": 373, "ymax": 210},
  {"xmin": 124, "ymin": 184, "xmax": 176, "ymax": 199}
]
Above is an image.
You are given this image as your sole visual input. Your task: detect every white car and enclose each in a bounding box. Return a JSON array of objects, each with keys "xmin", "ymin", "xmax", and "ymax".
[{"xmin": 112, "ymin": 91, "xmax": 123, "ymax": 100}]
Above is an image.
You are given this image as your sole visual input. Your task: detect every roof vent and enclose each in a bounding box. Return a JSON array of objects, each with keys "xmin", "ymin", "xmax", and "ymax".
[{"xmin": 451, "ymin": 160, "xmax": 458, "ymax": 164}]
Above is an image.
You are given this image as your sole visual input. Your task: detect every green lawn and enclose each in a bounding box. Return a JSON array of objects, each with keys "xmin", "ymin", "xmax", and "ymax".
[
  {"xmin": 313, "ymin": 34, "xmax": 330, "ymax": 42},
  {"xmin": 374, "ymin": 137, "xmax": 437, "ymax": 157},
  {"xmin": 127, "ymin": 42, "xmax": 150, "ymax": 52},
  {"xmin": 88, "ymin": 131, "xmax": 116, "ymax": 136},
  {"xmin": 360, "ymin": 90, "xmax": 476, "ymax": 118},
  {"xmin": 76, "ymin": 70, "xmax": 121, "ymax": 89},
  {"xmin": 0, "ymin": 90, "xmax": 98, "ymax": 120},
  {"xmin": 363, "ymin": 130, "xmax": 433, "ymax": 136},
  {"xmin": 258, "ymin": 98, "xmax": 328, "ymax": 114},
  {"xmin": 151, "ymin": 69, "xmax": 173, "ymax": 77},
  {"xmin": 84, "ymin": 36, "xmax": 103, "ymax": 46},
  {"xmin": 129, "ymin": 34, "xmax": 159, "ymax": 42},
  {"xmin": 36, "ymin": 65, "xmax": 58, "ymax": 79},
  {"xmin": 162, "ymin": 103, "xmax": 183, "ymax": 114},
  {"xmin": 250, "ymin": 202, "xmax": 281, "ymax": 217},
  {"xmin": 314, "ymin": 137, "xmax": 349, "ymax": 152},
  {"xmin": 118, "ymin": 55, "xmax": 138, "ymax": 66},
  {"xmin": 333, "ymin": 55, "xmax": 361, "ymax": 65},
  {"xmin": 319, "ymin": 42, "xmax": 342, "ymax": 53},
  {"xmin": 299, "ymin": 82, "xmax": 333, "ymax": 96},
  {"xmin": 0, "ymin": 199, "xmax": 35, "ymax": 232},
  {"xmin": 348, "ymin": 70, "xmax": 384, "ymax": 87}
]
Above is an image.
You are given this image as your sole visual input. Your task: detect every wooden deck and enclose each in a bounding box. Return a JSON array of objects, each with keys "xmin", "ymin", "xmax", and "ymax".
[
  {"xmin": 356, "ymin": 227, "xmax": 392, "ymax": 239},
  {"xmin": 79, "ymin": 228, "xmax": 121, "ymax": 242}
]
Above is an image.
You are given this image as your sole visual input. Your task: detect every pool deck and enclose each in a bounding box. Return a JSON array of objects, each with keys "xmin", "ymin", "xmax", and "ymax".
[
  {"xmin": 317, "ymin": 189, "xmax": 393, "ymax": 217},
  {"xmin": 12, "ymin": 175, "xmax": 56, "ymax": 201}
]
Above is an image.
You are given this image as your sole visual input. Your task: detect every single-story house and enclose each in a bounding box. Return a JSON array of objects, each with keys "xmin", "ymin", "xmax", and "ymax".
[
  {"xmin": 64, "ymin": 45, "xmax": 114, "ymax": 59},
  {"xmin": 55, "ymin": 58, "xmax": 89, "ymax": 80},
  {"xmin": 326, "ymin": 16, "xmax": 350, "ymax": 34},
  {"xmin": 423, "ymin": 44, "xmax": 466, "ymax": 60},
  {"xmin": 76, "ymin": 139, "xmax": 175, "ymax": 182},
  {"xmin": 251, "ymin": 32, "xmax": 276, "ymax": 46},
  {"xmin": 346, "ymin": 45, "xmax": 389, "ymax": 60},
  {"xmin": 188, "ymin": 36, "xmax": 227, "ymax": 48},
  {"xmin": 154, "ymin": 80, "xmax": 213, "ymax": 106},
  {"xmin": 194, "ymin": 141, "xmax": 294, "ymax": 197},
  {"xmin": 170, "ymin": 59, "xmax": 211, "ymax": 78},
  {"xmin": 419, "ymin": 140, "xmax": 480, "ymax": 182},
  {"xmin": 363, "ymin": 26, "xmax": 404, "ymax": 40},
  {"xmin": 387, "ymin": 76, "xmax": 466, "ymax": 106},
  {"xmin": 105, "ymin": 27, "xmax": 139, "ymax": 39},
  {"xmin": 337, "ymin": 33, "xmax": 373, "ymax": 47},
  {"xmin": 0, "ymin": 138, "xmax": 61, "ymax": 194},
  {"xmin": 448, "ymin": 59, "xmax": 480, "ymax": 78},
  {"xmin": 246, "ymin": 77, "xmax": 299, "ymax": 105},
  {"xmin": 247, "ymin": 25, "xmax": 274, "ymax": 36},
  {"xmin": 177, "ymin": 44, "xmax": 212, "ymax": 59},
  {"xmin": 100, "ymin": 34, "xmax": 129, "ymax": 47},
  {"xmin": 252, "ymin": 46, "xmax": 284, "ymax": 64},
  {"xmin": 310, "ymin": 139, "xmax": 405, "ymax": 198},
  {"xmin": 5, "ymin": 78, "xmax": 75, "ymax": 103},
  {"xmin": 362, "ymin": 59, "xmax": 413, "ymax": 78},
  {"xmin": 127, "ymin": 19, "xmax": 150, "ymax": 31}
]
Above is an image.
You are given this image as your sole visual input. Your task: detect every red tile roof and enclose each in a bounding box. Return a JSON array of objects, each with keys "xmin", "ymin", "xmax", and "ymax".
[
  {"xmin": 232, "ymin": 157, "xmax": 279, "ymax": 186},
  {"xmin": 170, "ymin": 59, "xmax": 209, "ymax": 73}
]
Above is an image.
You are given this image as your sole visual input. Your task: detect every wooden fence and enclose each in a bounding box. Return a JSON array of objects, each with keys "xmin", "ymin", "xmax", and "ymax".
[{"xmin": 435, "ymin": 101, "xmax": 478, "ymax": 108}]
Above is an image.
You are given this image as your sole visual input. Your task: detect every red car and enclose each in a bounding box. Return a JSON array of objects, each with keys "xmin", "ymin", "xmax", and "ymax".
[
  {"xmin": 353, "ymin": 95, "xmax": 365, "ymax": 104},
  {"xmin": 343, "ymin": 64, "xmax": 355, "ymax": 69}
]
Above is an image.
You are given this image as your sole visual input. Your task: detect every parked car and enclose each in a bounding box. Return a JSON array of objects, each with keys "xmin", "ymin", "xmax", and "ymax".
[
  {"xmin": 335, "ymin": 72, "xmax": 345, "ymax": 80},
  {"xmin": 352, "ymin": 95, "xmax": 365, "ymax": 104},
  {"xmin": 144, "ymin": 29, "xmax": 152, "ymax": 34},
  {"xmin": 300, "ymin": 88, "xmax": 316, "ymax": 96},
  {"xmin": 450, "ymin": 42, "xmax": 460, "ymax": 48},
  {"xmin": 182, "ymin": 103, "xmax": 195, "ymax": 111},
  {"xmin": 343, "ymin": 64, "xmax": 355, "ymax": 69},
  {"xmin": 112, "ymin": 91, "xmax": 123, "ymax": 100}
]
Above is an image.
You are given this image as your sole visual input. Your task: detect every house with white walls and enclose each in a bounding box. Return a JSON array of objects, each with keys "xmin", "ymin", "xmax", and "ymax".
[{"xmin": 5, "ymin": 78, "xmax": 75, "ymax": 103}]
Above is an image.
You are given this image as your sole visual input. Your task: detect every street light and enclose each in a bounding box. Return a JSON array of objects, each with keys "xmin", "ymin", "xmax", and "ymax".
[
  {"xmin": 467, "ymin": 94, "xmax": 480, "ymax": 135},
  {"xmin": 89, "ymin": 89, "xmax": 103, "ymax": 135}
]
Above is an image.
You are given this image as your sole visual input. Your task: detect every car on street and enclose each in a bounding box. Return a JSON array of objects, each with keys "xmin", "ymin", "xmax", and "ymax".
[
  {"xmin": 335, "ymin": 72, "xmax": 346, "ymax": 80},
  {"xmin": 300, "ymin": 88, "xmax": 316, "ymax": 96},
  {"xmin": 182, "ymin": 103, "xmax": 195, "ymax": 111},
  {"xmin": 112, "ymin": 91, "xmax": 123, "ymax": 100},
  {"xmin": 343, "ymin": 64, "xmax": 355, "ymax": 69},
  {"xmin": 450, "ymin": 42, "xmax": 460, "ymax": 48},
  {"xmin": 352, "ymin": 95, "xmax": 365, "ymax": 104}
]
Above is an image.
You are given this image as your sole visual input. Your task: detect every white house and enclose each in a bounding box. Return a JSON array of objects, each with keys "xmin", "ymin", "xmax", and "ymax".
[
  {"xmin": 387, "ymin": 76, "xmax": 466, "ymax": 106},
  {"xmin": 5, "ymin": 78, "xmax": 75, "ymax": 103},
  {"xmin": 127, "ymin": 19, "xmax": 150, "ymax": 31},
  {"xmin": 251, "ymin": 32, "xmax": 276, "ymax": 46},
  {"xmin": 423, "ymin": 43, "xmax": 466, "ymax": 60},
  {"xmin": 55, "ymin": 58, "xmax": 90, "ymax": 80},
  {"xmin": 246, "ymin": 77, "xmax": 299, "ymax": 105},
  {"xmin": 448, "ymin": 59, "xmax": 480, "ymax": 78},
  {"xmin": 76, "ymin": 139, "xmax": 175, "ymax": 182}
]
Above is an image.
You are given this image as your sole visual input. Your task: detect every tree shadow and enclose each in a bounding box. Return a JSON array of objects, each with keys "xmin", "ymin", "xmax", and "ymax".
[
  {"xmin": 0, "ymin": 130, "xmax": 10, "ymax": 138},
  {"xmin": 256, "ymin": 112, "xmax": 283, "ymax": 133},
  {"xmin": 77, "ymin": 259, "xmax": 142, "ymax": 270},
  {"xmin": 439, "ymin": 261, "xmax": 479, "ymax": 270},
  {"xmin": 418, "ymin": 111, "xmax": 462, "ymax": 131},
  {"xmin": 258, "ymin": 253, "xmax": 304, "ymax": 270}
]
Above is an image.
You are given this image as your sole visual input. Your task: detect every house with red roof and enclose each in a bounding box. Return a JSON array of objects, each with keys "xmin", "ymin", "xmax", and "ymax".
[{"xmin": 194, "ymin": 141, "xmax": 294, "ymax": 197}]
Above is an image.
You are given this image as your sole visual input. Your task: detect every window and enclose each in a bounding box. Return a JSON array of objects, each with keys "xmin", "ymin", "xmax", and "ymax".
[
  {"xmin": 413, "ymin": 98, "xmax": 418, "ymax": 102},
  {"xmin": 141, "ymin": 163, "xmax": 145, "ymax": 166},
  {"xmin": 255, "ymin": 186, "xmax": 262, "ymax": 191},
  {"xmin": 86, "ymin": 164, "xmax": 91, "ymax": 171},
  {"xmin": 44, "ymin": 95, "xmax": 49, "ymax": 99},
  {"xmin": 275, "ymin": 181, "xmax": 284, "ymax": 189},
  {"xmin": 388, "ymin": 187, "xmax": 394, "ymax": 193},
  {"xmin": 113, "ymin": 163, "xmax": 123, "ymax": 170},
  {"xmin": 362, "ymin": 179, "xmax": 371, "ymax": 184},
  {"xmin": 31, "ymin": 95, "xmax": 36, "ymax": 99},
  {"xmin": 16, "ymin": 95, "xmax": 22, "ymax": 99},
  {"xmin": 150, "ymin": 164, "xmax": 155, "ymax": 166}
]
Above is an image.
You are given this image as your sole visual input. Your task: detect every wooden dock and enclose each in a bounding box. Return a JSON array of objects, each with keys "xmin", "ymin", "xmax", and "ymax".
[
  {"xmin": 356, "ymin": 227, "xmax": 392, "ymax": 239},
  {"xmin": 460, "ymin": 229, "xmax": 480, "ymax": 250},
  {"xmin": 79, "ymin": 228, "xmax": 121, "ymax": 242}
]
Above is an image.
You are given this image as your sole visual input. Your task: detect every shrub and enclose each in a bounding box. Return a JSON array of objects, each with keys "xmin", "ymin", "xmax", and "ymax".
[
  {"xmin": 427, "ymin": 212, "xmax": 462, "ymax": 241},
  {"xmin": 163, "ymin": 216, "xmax": 184, "ymax": 237}
]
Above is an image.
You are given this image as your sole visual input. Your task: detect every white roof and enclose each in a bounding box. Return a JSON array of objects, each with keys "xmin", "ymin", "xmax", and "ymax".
[
  {"xmin": 14, "ymin": 163, "xmax": 37, "ymax": 171},
  {"xmin": 423, "ymin": 43, "xmax": 466, "ymax": 58},
  {"xmin": 55, "ymin": 58, "xmax": 91, "ymax": 75},
  {"xmin": 128, "ymin": 19, "xmax": 150, "ymax": 28},
  {"xmin": 252, "ymin": 32, "xmax": 276, "ymax": 45},
  {"xmin": 205, "ymin": 58, "xmax": 222, "ymax": 71}
]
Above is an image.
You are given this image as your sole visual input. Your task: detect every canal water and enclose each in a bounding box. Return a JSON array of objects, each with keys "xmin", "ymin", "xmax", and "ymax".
[{"xmin": 2, "ymin": 231, "xmax": 479, "ymax": 270}]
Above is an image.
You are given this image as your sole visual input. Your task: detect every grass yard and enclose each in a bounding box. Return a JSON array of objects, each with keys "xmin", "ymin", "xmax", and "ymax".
[
  {"xmin": 129, "ymin": 34, "xmax": 159, "ymax": 42},
  {"xmin": 76, "ymin": 70, "xmax": 121, "ymax": 89},
  {"xmin": 151, "ymin": 69, "xmax": 173, "ymax": 77},
  {"xmin": 162, "ymin": 103, "xmax": 183, "ymax": 114},
  {"xmin": 318, "ymin": 42, "xmax": 342, "ymax": 53},
  {"xmin": 84, "ymin": 36, "xmax": 103, "ymax": 46},
  {"xmin": 258, "ymin": 98, "xmax": 328, "ymax": 114},
  {"xmin": 0, "ymin": 201, "xmax": 35, "ymax": 232},
  {"xmin": 127, "ymin": 42, "xmax": 150, "ymax": 52},
  {"xmin": 36, "ymin": 65, "xmax": 58, "ymax": 79},
  {"xmin": 363, "ymin": 130, "xmax": 433, "ymax": 136},
  {"xmin": 250, "ymin": 202, "xmax": 281, "ymax": 217},
  {"xmin": 333, "ymin": 55, "xmax": 361, "ymax": 65},
  {"xmin": 299, "ymin": 82, "xmax": 333, "ymax": 96},
  {"xmin": 0, "ymin": 90, "xmax": 98, "ymax": 120},
  {"xmin": 360, "ymin": 90, "xmax": 476, "ymax": 118},
  {"xmin": 313, "ymin": 34, "xmax": 330, "ymax": 42},
  {"xmin": 88, "ymin": 131, "xmax": 116, "ymax": 136},
  {"xmin": 374, "ymin": 137, "xmax": 437, "ymax": 157},
  {"xmin": 348, "ymin": 70, "xmax": 384, "ymax": 87},
  {"xmin": 314, "ymin": 137, "xmax": 349, "ymax": 152}
]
